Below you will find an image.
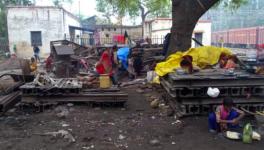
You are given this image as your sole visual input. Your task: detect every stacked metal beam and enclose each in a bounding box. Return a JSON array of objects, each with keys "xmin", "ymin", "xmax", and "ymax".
[
  {"xmin": 161, "ymin": 69, "xmax": 264, "ymax": 116},
  {"xmin": 20, "ymin": 78, "xmax": 82, "ymax": 96},
  {"xmin": 20, "ymin": 78, "xmax": 128, "ymax": 105}
]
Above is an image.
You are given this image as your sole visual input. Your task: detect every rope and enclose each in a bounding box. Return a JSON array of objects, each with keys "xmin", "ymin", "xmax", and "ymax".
[
  {"xmin": 240, "ymin": 107, "xmax": 257, "ymax": 115},
  {"xmin": 240, "ymin": 107, "xmax": 264, "ymax": 117}
]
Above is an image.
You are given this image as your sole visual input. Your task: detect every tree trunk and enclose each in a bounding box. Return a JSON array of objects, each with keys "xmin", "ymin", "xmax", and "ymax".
[
  {"xmin": 139, "ymin": 4, "xmax": 150, "ymax": 39},
  {"xmin": 141, "ymin": 15, "xmax": 145, "ymax": 38},
  {"xmin": 166, "ymin": 0, "xmax": 219, "ymax": 57}
]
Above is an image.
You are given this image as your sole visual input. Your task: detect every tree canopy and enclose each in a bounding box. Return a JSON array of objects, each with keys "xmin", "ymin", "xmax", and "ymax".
[
  {"xmin": 96, "ymin": 0, "xmax": 171, "ymax": 19},
  {"xmin": 166, "ymin": 0, "xmax": 249, "ymax": 55},
  {"xmin": 219, "ymin": 0, "xmax": 248, "ymax": 9},
  {"xmin": 96, "ymin": 0, "xmax": 248, "ymax": 23},
  {"xmin": 53, "ymin": 0, "xmax": 72, "ymax": 7},
  {"xmin": 96, "ymin": 0, "xmax": 171, "ymax": 37},
  {"xmin": 95, "ymin": 0, "xmax": 248, "ymax": 38}
]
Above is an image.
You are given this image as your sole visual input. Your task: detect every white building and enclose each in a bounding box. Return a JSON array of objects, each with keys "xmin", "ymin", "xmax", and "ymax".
[
  {"xmin": 7, "ymin": 6, "xmax": 81, "ymax": 58},
  {"xmin": 144, "ymin": 18, "xmax": 211, "ymax": 47}
]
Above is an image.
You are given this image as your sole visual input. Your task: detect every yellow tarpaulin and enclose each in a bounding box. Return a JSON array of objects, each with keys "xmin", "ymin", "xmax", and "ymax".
[{"xmin": 155, "ymin": 46, "xmax": 232, "ymax": 77}]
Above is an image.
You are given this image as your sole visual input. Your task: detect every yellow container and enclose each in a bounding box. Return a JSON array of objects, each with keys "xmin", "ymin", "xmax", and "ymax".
[{"xmin": 99, "ymin": 74, "xmax": 111, "ymax": 88}]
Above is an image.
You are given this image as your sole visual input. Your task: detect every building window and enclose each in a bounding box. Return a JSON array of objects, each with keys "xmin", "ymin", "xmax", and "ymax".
[
  {"xmin": 31, "ymin": 31, "xmax": 42, "ymax": 46},
  {"xmin": 194, "ymin": 32, "xmax": 203, "ymax": 48},
  {"xmin": 114, "ymin": 28, "xmax": 116, "ymax": 31},
  {"xmin": 101, "ymin": 28, "xmax": 104, "ymax": 31},
  {"xmin": 108, "ymin": 28, "xmax": 111, "ymax": 31}
]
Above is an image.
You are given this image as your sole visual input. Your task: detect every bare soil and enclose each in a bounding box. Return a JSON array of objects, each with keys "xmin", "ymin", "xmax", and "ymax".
[{"xmin": 0, "ymin": 88, "xmax": 264, "ymax": 150}]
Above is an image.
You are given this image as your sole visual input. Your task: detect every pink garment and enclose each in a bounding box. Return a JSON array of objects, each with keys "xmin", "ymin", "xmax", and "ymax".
[{"xmin": 220, "ymin": 105, "xmax": 229, "ymax": 120}]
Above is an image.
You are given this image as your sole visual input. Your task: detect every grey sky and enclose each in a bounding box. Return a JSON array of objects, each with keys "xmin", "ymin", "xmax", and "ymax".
[
  {"xmin": 35, "ymin": 0, "xmax": 141, "ymax": 25},
  {"xmin": 36, "ymin": 0, "xmax": 98, "ymax": 17}
]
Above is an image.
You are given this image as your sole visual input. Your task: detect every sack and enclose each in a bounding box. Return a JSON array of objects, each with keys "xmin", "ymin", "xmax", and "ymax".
[
  {"xmin": 146, "ymin": 71, "xmax": 160, "ymax": 84},
  {"xmin": 147, "ymin": 71, "xmax": 156, "ymax": 83},
  {"xmin": 252, "ymin": 131, "xmax": 261, "ymax": 141},
  {"xmin": 207, "ymin": 87, "xmax": 220, "ymax": 98},
  {"xmin": 226, "ymin": 131, "xmax": 241, "ymax": 140}
]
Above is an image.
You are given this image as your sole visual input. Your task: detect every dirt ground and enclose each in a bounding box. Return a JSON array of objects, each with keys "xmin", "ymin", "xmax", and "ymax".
[{"xmin": 0, "ymin": 87, "xmax": 264, "ymax": 150}]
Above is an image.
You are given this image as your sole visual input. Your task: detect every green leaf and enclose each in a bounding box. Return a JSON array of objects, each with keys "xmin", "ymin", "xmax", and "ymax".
[{"xmin": 95, "ymin": 0, "xmax": 171, "ymax": 22}]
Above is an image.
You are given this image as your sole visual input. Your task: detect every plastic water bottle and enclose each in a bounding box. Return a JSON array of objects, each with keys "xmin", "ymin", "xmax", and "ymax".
[{"xmin": 243, "ymin": 123, "xmax": 253, "ymax": 144}]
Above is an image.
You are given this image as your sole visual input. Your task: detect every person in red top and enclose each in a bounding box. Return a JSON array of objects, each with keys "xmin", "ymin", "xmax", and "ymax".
[
  {"xmin": 45, "ymin": 54, "xmax": 53, "ymax": 72},
  {"xmin": 96, "ymin": 48, "xmax": 113, "ymax": 74},
  {"xmin": 96, "ymin": 47, "xmax": 117, "ymax": 85}
]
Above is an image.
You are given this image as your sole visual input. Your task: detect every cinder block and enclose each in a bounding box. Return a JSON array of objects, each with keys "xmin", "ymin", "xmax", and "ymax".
[
  {"xmin": 194, "ymin": 88, "xmax": 206, "ymax": 97},
  {"xmin": 241, "ymin": 87, "xmax": 252, "ymax": 96},
  {"xmin": 219, "ymin": 88, "xmax": 229, "ymax": 96},
  {"xmin": 252, "ymin": 87, "xmax": 264, "ymax": 95},
  {"xmin": 179, "ymin": 88, "xmax": 194, "ymax": 98},
  {"xmin": 230, "ymin": 87, "xmax": 241, "ymax": 96}
]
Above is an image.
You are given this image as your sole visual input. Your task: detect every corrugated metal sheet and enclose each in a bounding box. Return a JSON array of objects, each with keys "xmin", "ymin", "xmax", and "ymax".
[{"xmin": 54, "ymin": 45, "xmax": 74, "ymax": 55}]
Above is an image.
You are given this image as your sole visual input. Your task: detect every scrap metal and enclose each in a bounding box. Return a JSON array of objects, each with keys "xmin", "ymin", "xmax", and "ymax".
[
  {"xmin": 53, "ymin": 45, "xmax": 75, "ymax": 55},
  {"xmin": 0, "ymin": 73, "xmax": 34, "ymax": 112},
  {"xmin": 50, "ymin": 40, "xmax": 97, "ymax": 78}
]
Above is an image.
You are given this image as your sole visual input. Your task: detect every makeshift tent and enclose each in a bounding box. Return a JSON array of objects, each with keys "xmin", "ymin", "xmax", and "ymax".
[{"xmin": 117, "ymin": 47, "xmax": 130, "ymax": 69}]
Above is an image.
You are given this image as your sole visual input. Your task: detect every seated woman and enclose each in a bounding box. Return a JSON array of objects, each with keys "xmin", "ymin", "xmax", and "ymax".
[
  {"xmin": 45, "ymin": 54, "xmax": 53, "ymax": 72},
  {"xmin": 30, "ymin": 57, "xmax": 37, "ymax": 73},
  {"xmin": 208, "ymin": 97, "xmax": 245, "ymax": 133}
]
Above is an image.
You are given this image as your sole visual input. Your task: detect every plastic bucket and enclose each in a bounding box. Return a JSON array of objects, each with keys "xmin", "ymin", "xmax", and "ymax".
[{"xmin": 99, "ymin": 74, "xmax": 111, "ymax": 88}]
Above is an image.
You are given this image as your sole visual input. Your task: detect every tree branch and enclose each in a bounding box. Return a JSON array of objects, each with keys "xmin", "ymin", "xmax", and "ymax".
[
  {"xmin": 199, "ymin": 0, "xmax": 220, "ymax": 10},
  {"xmin": 139, "ymin": 3, "xmax": 151, "ymax": 19},
  {"xmin": 140, "ymin": 0, "xmax": 147, "ymax": 7},
  {"xmin": 144, "ymin": 10, "xmax": 151, "ymax": 17},
  {"xmin": 139, "ymin": 4, "xmax": 145, "ymax": 15}
]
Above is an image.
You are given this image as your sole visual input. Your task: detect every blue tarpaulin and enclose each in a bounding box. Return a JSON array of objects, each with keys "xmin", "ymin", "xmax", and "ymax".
[{"xmin": 117, "ymin": 47, "xmax": 130, "ymax": 69}]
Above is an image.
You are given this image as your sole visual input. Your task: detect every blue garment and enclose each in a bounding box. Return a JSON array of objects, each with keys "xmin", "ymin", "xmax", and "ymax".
[
  {"xmin": 34, "ymin": 46, "xmax": 40, "ymax": 53},
  {"xmin": 117, "ymin": 47, "xmax": 130, "ymax": 69},
  {"xmin": 208, "ymin": 109, "xmax": 239, "ymax": 131}
]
